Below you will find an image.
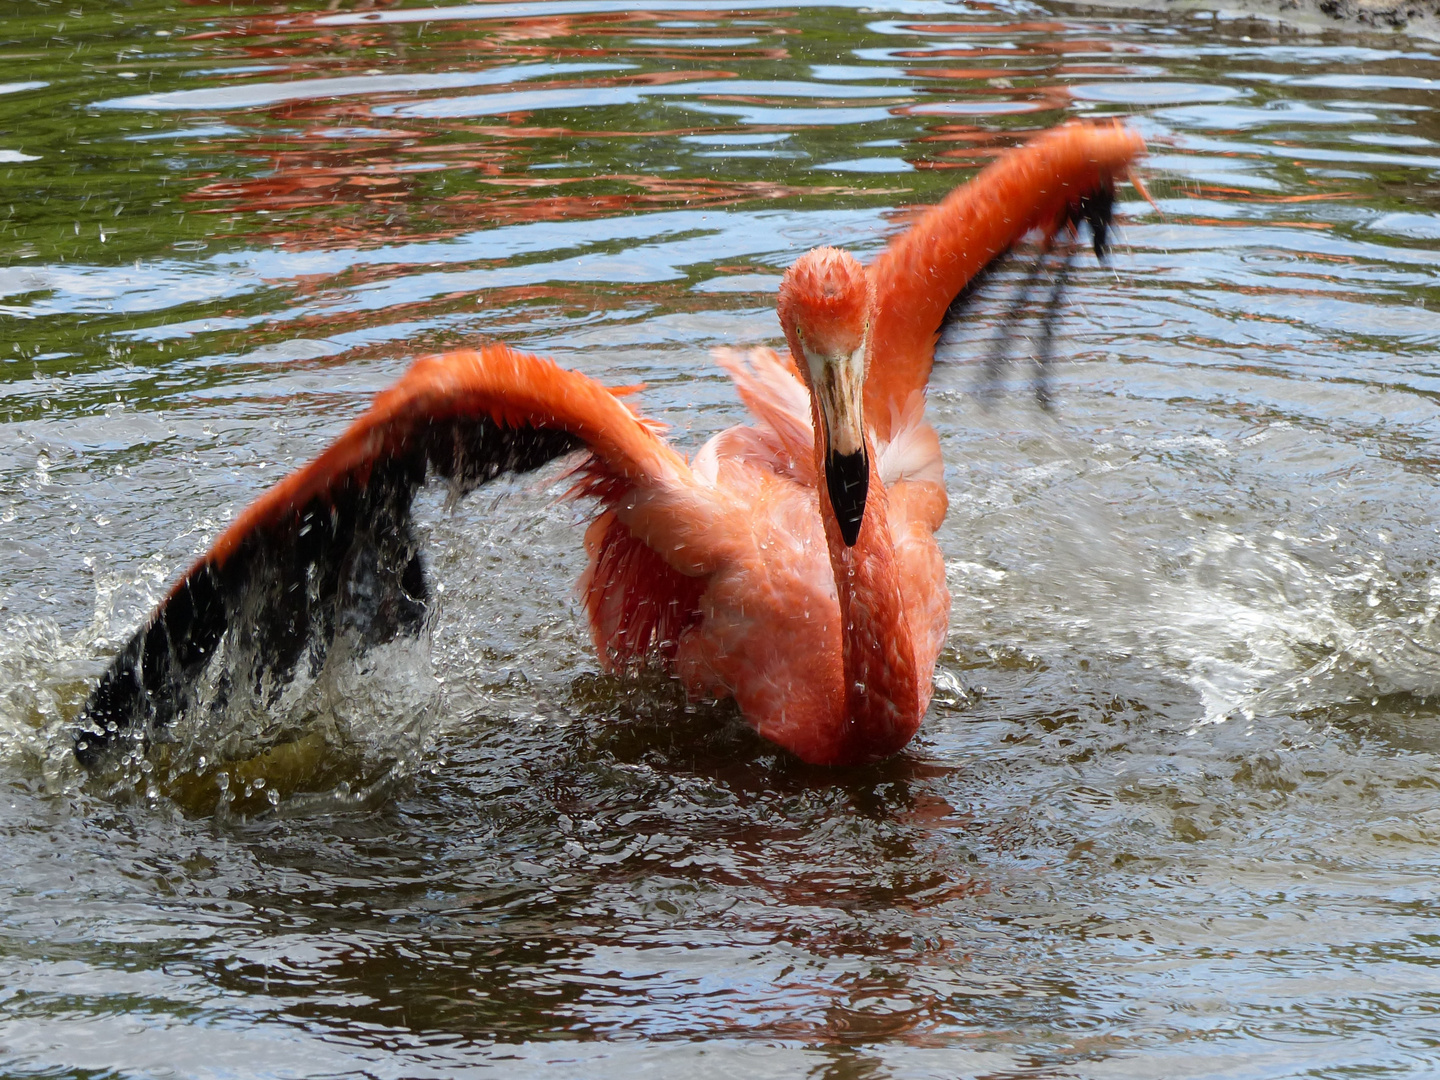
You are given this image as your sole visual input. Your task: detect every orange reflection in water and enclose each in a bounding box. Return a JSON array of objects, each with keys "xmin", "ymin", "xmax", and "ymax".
[{"xmin": 207, "ymin": 173, "xmax": 871, "ymax": 250}]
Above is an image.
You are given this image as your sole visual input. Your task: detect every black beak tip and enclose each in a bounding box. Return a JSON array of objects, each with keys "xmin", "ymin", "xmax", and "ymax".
[{"xmin": 825, "ymin": 450, "xmax": 868, "ymax": 548}]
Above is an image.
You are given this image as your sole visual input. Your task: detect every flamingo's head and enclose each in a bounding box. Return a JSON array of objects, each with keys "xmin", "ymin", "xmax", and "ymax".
[{"xmin": 777, "ymin": 247, "xmax": 871, "ymax": 547}]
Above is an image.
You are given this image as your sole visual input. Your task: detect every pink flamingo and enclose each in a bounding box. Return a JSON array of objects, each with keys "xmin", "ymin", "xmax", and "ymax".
[{"xmin": 74, "ymin": 121, "xmax": 1145, "ymax": 770}]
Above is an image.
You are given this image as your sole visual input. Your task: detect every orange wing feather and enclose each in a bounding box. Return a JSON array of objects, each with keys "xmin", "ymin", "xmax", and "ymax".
[
  {"xmin": 74, "ymin": 344, "xmax": 691, "ymax": 766},
  {"xmin": 203, "ymin": 345, "xmax": 682, "ymax": 576},
  {"xmin": 581, "ymin": 510, "xmax": 708, "ymax": 667},
  {"xmin": 865, "ymin": 121, "xmax": 1146, "ymax": 437}
]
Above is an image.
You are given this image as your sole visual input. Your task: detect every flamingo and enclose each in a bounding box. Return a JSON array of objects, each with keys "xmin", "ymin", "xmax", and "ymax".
[{"xmin": 73, "ymin": 121, "xmax": 1145, "ymax": 771}]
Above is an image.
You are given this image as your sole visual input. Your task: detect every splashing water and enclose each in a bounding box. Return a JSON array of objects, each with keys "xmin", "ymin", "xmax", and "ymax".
[{"xmin": 4, "ymin": 0, "xmax": 1440, "ymax": 1075}]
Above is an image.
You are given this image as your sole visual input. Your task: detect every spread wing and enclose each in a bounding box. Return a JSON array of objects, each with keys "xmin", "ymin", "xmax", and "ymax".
[
  {"xmin": 865, "ymin": 121, "xmax": 1146, "ymax": 439},
  {"xmin": 72, "ymin": 344, "xmax": 691, "ymax": 768}
]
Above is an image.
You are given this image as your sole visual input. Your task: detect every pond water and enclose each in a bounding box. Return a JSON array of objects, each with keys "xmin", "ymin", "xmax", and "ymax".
[{"xmin": 4, "ymin": 0, "xmax": 1440, "ymax": 1076}]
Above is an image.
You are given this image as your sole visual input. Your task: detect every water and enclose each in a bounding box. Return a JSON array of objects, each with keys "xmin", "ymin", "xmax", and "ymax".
[{"xmin": 3, "ymin": 0, "xmax": 1440, "ymax": 1074}]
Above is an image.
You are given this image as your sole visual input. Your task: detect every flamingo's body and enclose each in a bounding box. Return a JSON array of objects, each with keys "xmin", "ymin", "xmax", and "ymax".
[
  {"xmin": 73, "ymin": 122, "xmax": 1145, "ymax": 770},
  {"xmin": 581, "ymin": 333, "xmax": 950, "ymax": 765}
]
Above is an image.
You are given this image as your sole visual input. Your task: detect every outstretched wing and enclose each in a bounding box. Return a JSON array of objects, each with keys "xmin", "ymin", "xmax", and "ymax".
[
  {"xmin": 73, "ymin": 344, "xmax": 690, "ymax": 768},
  {"xmin": 865, "ymin": 121, "xmax": 1146, "ymax": 439}
]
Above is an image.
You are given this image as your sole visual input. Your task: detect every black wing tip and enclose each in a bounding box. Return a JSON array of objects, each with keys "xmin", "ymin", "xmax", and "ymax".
[
  {"xmin": 72, "ymin": 416, "xmax": 586, "ymax": 771},
  {"xmin": 1078, "ymin": 183, "xmax": 1116, "ymax": 262},
  {"xmin": 975, "ymin": 179, "xmax": 1119, "ymax": 411}
]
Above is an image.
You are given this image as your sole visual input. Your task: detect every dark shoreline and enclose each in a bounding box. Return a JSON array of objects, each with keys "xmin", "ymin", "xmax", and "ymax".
[{"xmin": 1073, "ymin": 0, "xmax": 1440, "ymax": 40}]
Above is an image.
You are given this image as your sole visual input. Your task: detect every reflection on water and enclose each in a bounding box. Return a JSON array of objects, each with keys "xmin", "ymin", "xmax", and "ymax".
[{"xmin": 3, "ymin": 0, "xmax": 1440, "ymax": 1075}]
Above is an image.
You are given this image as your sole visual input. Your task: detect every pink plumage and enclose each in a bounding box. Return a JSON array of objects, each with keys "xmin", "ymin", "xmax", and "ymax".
[{"xmin": 74, "ymin": 122, "xmax": 1145, "ymax": 770}]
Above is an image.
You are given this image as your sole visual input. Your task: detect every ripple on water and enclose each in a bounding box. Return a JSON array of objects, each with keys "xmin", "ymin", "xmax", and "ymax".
[{"xmin": 2, "ymin": 0, "xmax": 1440, "ymax": 1076}]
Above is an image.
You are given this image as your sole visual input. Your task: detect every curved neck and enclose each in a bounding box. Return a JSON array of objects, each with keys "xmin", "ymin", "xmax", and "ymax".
[{"xmin": 813, "ymin": 427, "xmax": 923, "ymax": 765}]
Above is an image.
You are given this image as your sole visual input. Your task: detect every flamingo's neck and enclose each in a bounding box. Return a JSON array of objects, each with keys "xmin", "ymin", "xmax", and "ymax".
[{"xmin": 816, "ymin": 434, "xmax": 923, "ymax": 765}]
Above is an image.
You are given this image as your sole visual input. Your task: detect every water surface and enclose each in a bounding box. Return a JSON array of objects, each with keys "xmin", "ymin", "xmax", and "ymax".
[{"xmin": 4, "ymin": 0, "xmax": 1440, "ymax": 1076}]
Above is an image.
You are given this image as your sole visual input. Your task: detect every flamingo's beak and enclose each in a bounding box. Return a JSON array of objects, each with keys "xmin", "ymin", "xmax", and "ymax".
[{"xmin": 810, "ymin": 345, "xmax": 869, "ymax": 547}]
